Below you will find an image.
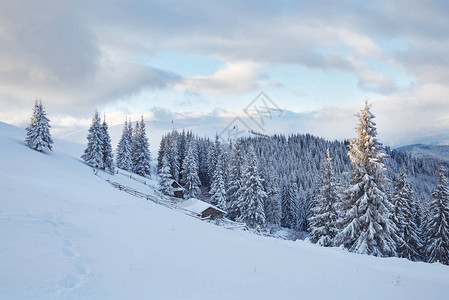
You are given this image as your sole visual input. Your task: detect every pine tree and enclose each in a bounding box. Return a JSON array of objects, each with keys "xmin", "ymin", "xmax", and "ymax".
[
  {"xmin": 116, "ymin": 119, "xmax": 133, "ymax": 171},
  {"xmin": 209, "ymin": 150, "xmax": 227, "ymax": 210},
  {"xmin": 82, "ymin": 111, "xmax": 104, "ymax": 169},
  {"xmin": 264, "ymin": 159, "xmax": 282, "ymax": 227},
  {"xmin": 236, "ymin": 146, "xmax": 266, "ymax": 229},
  {"xmin": 167, "ymin": 137, "xmax": 180, "ymax": 182},
  {"xmin": 159, "ymin": 152, "xmax": 174, "ymax": 196},
  {"xmin": 414, "ymin": 196, "xmax": 426, "ymax": 261},
  {"xmin": 425, "ymin": 164, "xmax": 449, "ymax": 265},
  {"xmin": 180, "ymin": 140, "xmax": 201, "ymax": 199},
  {"xmin": 131, "ymin": 117, "xmax": 151, "ymax": 177},
  {"xmin": 206, "ymin": 135, "xmax": 220, "ymax": 188},
  {"xmin": 157, "ymin": 135, "xmax": 167, "ymax": 173},
  {"xmin": 391, "ymin": 167, "xmax": 422, "ymax": 261},
  {"xmin": 297, "ymin": 189, "xmax": 312, "ymax": 231},
  {"xmin": 25, "ymin": 100, "xmax": 53, "ymax": 152},
  {"xmin": 309, "ymin": 149, "xmax": 340, "ymax": 247},
  {"xmin": 101, "ymin": 116, "xmax": 115, "ymax": 173},
  {"xmin": 226, "ymin": 140, "xmax": 245, "ymax": 220},
  {"xmin": 281, "ymin": 176, "xmax": 299, "ymax": 229},
  {"xmin": 335, "ymin": 101, "xmax": 398, "ymax": 257}
]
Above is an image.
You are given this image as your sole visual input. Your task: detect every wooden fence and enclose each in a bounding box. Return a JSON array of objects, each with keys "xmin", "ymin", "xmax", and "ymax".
[
  {"xmin": 115, "ymin": 169, "xmax": 150, "ymax": 185},
  {"xmin": 98, "ymin": 170, "xmax": 248, "ymax": 230},
  {"xmin": 106, "ymin": 180, "xmax": 215, "ymax": 221}
]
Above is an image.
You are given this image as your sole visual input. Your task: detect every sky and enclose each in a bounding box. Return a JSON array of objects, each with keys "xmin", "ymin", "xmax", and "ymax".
[{"xmin": 1, "ymin": 0, "xmax": 449, "ymax": 147}]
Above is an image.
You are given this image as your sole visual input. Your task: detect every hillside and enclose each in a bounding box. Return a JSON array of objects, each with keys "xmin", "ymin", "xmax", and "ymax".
[
  {"xmin": 397, "ymin": 144, "xmax": 449, "ymax": 163},
  {"xmin": 1, "ymin": 121, "xmax": 449, "ymax": 299}
]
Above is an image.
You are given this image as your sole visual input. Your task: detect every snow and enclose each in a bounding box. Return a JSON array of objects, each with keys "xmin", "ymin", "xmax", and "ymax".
[{"xmin": 1, "ymin": 121, "xmax": 449, "ymax": 299}]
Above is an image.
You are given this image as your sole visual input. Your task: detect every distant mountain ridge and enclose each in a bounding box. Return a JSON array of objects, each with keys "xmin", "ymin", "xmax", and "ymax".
[{"xmin": 397, "ymin": 144, "xmax": 449, "ymax": 163}]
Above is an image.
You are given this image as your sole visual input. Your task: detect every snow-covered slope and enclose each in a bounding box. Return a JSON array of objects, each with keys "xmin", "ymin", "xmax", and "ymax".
[
  {"xmin": 1, "ymin": 121, "xmax": 449, "ymax": 300},
  {"xmin": 397, "ymin": 144, "xmax": 449, "ymax": 163}
]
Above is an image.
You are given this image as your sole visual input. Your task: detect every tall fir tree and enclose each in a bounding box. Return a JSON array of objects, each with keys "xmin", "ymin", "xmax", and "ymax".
[
  {"xmin": 297, "ymin": 189, "xmax": 312, "ymax": 231},
  {"xmin": 425, "ymin": 164, "xmax": 449, "ymax": 265},
  {"xmin": 157, "ymin": 135, "xmax": 167, "ymax": 173},
  {"xmin": 81, "ymin": 111, "xmax": 104, "ymax": 169},
  {"xmin": 167, "ymin": 137, "xmax": 180, "ymax": 182},
  {"xmin": 180, "ymin": 140, "xmax": 201, "ymax": 199},
  {"xmin": 132, "ymin": 117, "xmax": 151, "ymax": 177},
  {"xmin": 309, "ymin": 149, "xmax": 340, "ymax": 247},
  {"xmin": 226, "ymin": 140, "xmax": 245, "ymax": 220},
  {"xmin": 236, "ymin": 146, "xmax": 266, "ymax": 229},
  {"xmin": 116, "ymin": 118, "xmax": 133, "ymax": 171},
  {"xmin": 159, "ymin": 152, "xmax": 174, "ymax": 196},
  {"xmin": 101, "ymin": 116, "xmax": 115, "ymax": 173},
  {"xmin": 281, "ymin": 176, "xmax": 299, "ymax": 229},
  {"xmin": 335, "ymin": 101, "xmax": 398, "ymax": 257},
  {"xmin": 391, "ymin": 167, "xmax": 422, "ymax": 261},
  {"xmin": 206, "ymin": 135, "xmax": 220, "ymax": 187},
  {"xmin": 209, "ymin": 150, "xmax": 227, "ymax": 210},
  {"xmin": 264, "ymin": 158, "xmax": 282, "ymax": 227},
  {"xmin": 25, "ymin": 100, "xmax": 53, "ymax": 152}
]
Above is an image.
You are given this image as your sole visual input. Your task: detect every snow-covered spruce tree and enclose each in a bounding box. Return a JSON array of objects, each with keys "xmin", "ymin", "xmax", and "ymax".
[
  {"xmin": 178, "ymin": 130, "xmax": 187, "ymax": 163},
  {"xmin": 101, "ymin": 116, "xmax": 115, "ymax": 173},
  {"xmin": 116, "ymin": 118, "xmax": 133, "ymax": 171},
  {"xmin": 209, "ymin": 150, "xmax": 227, "ymax": 210},
  {"xmin": 335, "ymin": 101, "xmax": 398, "ymax": 257},
  {"xmin": 25, "ymin": 100, "xmax": 53, "ymax": 152},
  {"xmin": 167, "ymin": 136, "xmax": 180, "ymax": 182},
  {"xmin": 226, "ymin": 140, "xmax": 245, "ymax": 220},
  {"xmin": 391, "ymin": 167, "xmax": 422, "ymax": 261},
  {"xmin": 236, "ymin": 146, "xmax": 266, "ymax": 229},
  {"xmin": 425, "ymin": 164, "xmax": 449, "ymax": 265},
  {"xmin": 157, "ymin": 135, "xmax": 167, "ymax": 173},
  {"xmin": 159, "ymin": 151, "xmax": 174, "ymax": 196},
  {"xmin": 309, "ymin": 149, "xmax": 340, "ymax": 247},
  {"xmin": 281, "ymin": 176, "xmax": 299, "ymax": 229},
  {"xmin": 131, "ymin": 117, "xmax": 151, "ymax": 177},
  {"xmin": 297, "ymin": 189, "xmax": 312, "ymax": 232},
  {"xmin": 264, "ymin": 158, "xmax": 282, "ymax": 227},
  {"xmin": 81, "ymin": 111, "xmax": 104, "ymax": 169},
  {"xmin": 416, "ymin": 195, "xmax": 429, "ymax": 260},
  {"xmin": 180, "ymin": 140, "xmax": 201, "ymax": 199},
  {"xmin": 206, "ymin": 135, "xmax": 220, "ymax": 188}
]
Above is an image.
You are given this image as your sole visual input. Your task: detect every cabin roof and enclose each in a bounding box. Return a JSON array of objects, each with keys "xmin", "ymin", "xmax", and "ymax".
[
  {"xmin": 177, "ymin": 198, "xmax": 226, "ymax": 215},
  {"xmin": 169, "ymin": 179, "xmax": 184, "ymax": 191}
]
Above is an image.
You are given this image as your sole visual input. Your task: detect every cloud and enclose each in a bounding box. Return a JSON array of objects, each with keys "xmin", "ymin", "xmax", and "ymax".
[
  {"xmin": 143, "ymin": 84, "xmax": 449, "ymax": 147},
  {"xmin": 372, "ymin": 84, "xmax": 449, "ymax": 146},
  {"xmin": 47, "ymin": 81, "xmax": 449, "ymax": 148},
  {"xmin": 78, "ymin": 1, "xmax": 406, "ymax": 95},
  {"xmin": 1, "ymin": 0, "xmax": 449, "ymax": 143},
  {"xmin": 0, "ymin": 0, "xmax": 181, "ymax": 122},
  {"xmin": 175, "ymin": 62, "xmax": 261, "ymax": 94}
]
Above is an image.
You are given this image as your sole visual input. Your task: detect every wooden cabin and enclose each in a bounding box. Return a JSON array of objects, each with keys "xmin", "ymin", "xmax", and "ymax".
[
  {"xmin": 169, "ymin": 180, "xmax": 184, "ymax": 198},
  {"xmin": 178, "ymin": 198, "xmax": 226, "ymax": 220}
]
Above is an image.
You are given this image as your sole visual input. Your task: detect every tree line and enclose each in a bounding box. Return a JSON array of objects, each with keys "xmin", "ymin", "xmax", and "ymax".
[{"xmin": 82, "ymin": 112, "xmax": 152, "ymax": 177}]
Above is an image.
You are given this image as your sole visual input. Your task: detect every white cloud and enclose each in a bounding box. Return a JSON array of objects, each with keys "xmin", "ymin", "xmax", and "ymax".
[
  {"xmin": 1, "ymin": 0, "xmax": 449, "ymax": 145},
  {"xmin": 175, "ymin": 62, "xmax": 261, "ymax": 94}
]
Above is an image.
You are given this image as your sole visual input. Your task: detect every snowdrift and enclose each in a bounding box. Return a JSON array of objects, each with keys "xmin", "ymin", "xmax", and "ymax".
[{"xmin": 1, "ymin": 121, "xmax": 449, "ymax": 300}]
